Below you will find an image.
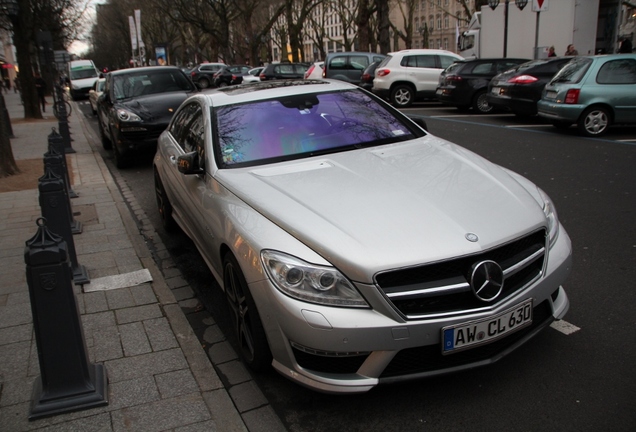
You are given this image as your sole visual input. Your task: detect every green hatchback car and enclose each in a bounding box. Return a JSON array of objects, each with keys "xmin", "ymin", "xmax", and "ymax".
[{"xmin": 537, "ymin": 54, "xmax": 636, "ymax": 137}]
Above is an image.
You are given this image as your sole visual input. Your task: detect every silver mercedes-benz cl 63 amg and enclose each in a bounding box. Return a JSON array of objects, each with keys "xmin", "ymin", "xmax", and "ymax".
[{"xmin": 153, "ymin": 79, "xmax": 571, "ymax": 394}]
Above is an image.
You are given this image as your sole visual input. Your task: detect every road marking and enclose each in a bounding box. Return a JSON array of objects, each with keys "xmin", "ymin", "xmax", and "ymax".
[
  {"xmin": 505, "ymin": 124, "xmax": 554, "ymax": 128},
  {"xmin": 550, "ymin": 320, "xmax": 581, "ymax": 335},
  {"xmin": 83, "ymin": 269, "xmax": 153, "ymax": 292},
  {"xmin": 617, "ymin": 138, "xmax": 636, "ymax": 142}
]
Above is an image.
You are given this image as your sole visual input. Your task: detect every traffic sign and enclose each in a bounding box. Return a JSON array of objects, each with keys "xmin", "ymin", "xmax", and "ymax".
[{"xmin": 532, "ymin": 0, "xmax": 549, "ymax": 12}]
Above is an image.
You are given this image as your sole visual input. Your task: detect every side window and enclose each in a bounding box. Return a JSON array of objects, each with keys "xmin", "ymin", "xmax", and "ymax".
[
  {"xmin": 472, "ymin": 63, "xmax": 493, "ymax": 75},
  {"xmin": 183, "ymin": 106, "xmax": 204, "ymax": 155},
  {"xmin": 329, "ymin": 56, "xmax": 347, "ymax": 70},
  {"xmin": 596, "ymin": 59, "xmax": 636, "ymax": 84},
  {"xmin": 279, "ymin": 64, "xmax": 294, "ymax": 74},
  {"xmin": 402, "ymin": 56, "xmax": 417, "ymax": 67},
  {"xmin": 350, "ymin": 56, "xmax": 370, "ymax": 71},
  {"xmin": 438, "ymin": 55, "xmax": 457, "ymax": 69},
  {"xmin": 170, "ymin": 103, "xmax": 198, "ymax": 150},
  {"xmin": 373, "ymin": 56, "xmax": 385, "ymax": 63},
  {"xmin": 498, "ymin": 62, "xmax": 519, "ymax": 73},
  {"xmin": 416, "ymin": 55, "xmax": 437, "ymax": 68}
]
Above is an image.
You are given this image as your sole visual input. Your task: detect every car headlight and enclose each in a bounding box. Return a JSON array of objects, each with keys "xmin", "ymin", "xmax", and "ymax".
[
  {"xmin": 261, "ymin": 250, "xmax": 369, "ymax": 308},
  {"xmin": 116, "ymin": 108, "xmax": 142, "ymax": 122},
  {"xmin": 538, "ymin": 188, "xmax": 559, "ymax": 247}
]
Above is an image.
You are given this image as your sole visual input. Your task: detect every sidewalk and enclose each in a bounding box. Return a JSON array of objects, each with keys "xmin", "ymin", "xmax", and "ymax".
[{"xmin": 0, "ymin": 91, "xmax": 282, "ymax": 431}]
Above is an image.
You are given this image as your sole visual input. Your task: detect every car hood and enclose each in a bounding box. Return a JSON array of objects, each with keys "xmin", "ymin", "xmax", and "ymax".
[
  {"xmin": 116, "ymin": 92, "xmax": 192, "ymax": 123},
  {"xmin": 71, "ymin": 77, "xmax": 98, "ymax": 89},
  {"xmin": 216, "ymin": 136, "xmax": 547, "ymax": 281}
]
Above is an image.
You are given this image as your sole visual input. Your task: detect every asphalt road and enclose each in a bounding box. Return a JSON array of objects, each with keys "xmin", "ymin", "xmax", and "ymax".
[{"xmin": 77, "ymin": 99, "xmax": 636, "ymax": 432}]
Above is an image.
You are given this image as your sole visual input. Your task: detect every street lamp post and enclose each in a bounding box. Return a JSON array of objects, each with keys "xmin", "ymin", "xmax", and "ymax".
[{"xmin": 488, "ymin": 0, "xmax": 528, "ymax": 58}]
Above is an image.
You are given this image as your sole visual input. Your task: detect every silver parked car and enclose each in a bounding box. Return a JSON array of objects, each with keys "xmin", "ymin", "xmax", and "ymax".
[{"xmin": 153, "ymin": 80, "xmax": 571, "ymax": 393}]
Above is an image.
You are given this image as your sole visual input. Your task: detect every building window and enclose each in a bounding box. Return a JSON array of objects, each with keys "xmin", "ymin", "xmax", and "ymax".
[
  {"xmin": 437, "ymin": 15, "xmax": 442, "ymax": 29},
  {"xmin": 444, "ymin": 38, "xmax": 448, "ymax": 50},
  {"xmin": 444, "ymin": 15, "xmax": 449, "ymax": 29}
]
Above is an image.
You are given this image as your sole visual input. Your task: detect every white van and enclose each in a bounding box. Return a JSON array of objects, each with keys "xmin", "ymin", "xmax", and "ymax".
[{"xmin": 67, "ymin": 60, "xmax": 100, "ymax": 100}]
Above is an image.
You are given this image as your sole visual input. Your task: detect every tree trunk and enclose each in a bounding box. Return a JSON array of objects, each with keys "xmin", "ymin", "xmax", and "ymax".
[
  {"xmin": 0, "ymin": 93, "xmax": 19, "ymax": 178},
  {"xmin": 375, "ymin": 0, "xmax": 391, "ymax": 54},
  {"xmin": 15, "ymin": 0, "xmax": 42, "ymax": 119}
]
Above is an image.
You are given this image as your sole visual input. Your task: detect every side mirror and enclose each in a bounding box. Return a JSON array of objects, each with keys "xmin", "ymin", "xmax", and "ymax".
[
  {"xmin": 408, "ymin": 116, "xmax": 428, "ymax": 131},
  {"xmin": 177, "ymin": 152, "xmax": 205, "ymax": 175}
]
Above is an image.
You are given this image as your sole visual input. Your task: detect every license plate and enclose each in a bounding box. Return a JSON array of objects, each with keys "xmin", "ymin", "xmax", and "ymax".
[
  {"xmin": 442, "ymin": 299, "xmax": 533, "ymax": 355},
  {"xmin": 491, "ymin": 86, "xmax": 501, "ymax": 95},
  {"xmin": 436, "ymin": 88, "xmax": 443, "ymax": 95},
  {"xmin": 546, "ymin": 90, "xmax": 557, "ymax": 99}
]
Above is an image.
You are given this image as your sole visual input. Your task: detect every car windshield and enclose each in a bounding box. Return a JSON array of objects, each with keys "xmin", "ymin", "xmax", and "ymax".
[
  {"xmin": 215, "ymin": 89, "xmax": 421, "ymax": 168},
  {"xmin": 550, "ymin": 58, "xmax": 592, "ymax": 83},
  {"xmin": 112, "ymin": 70, "xmax": 194, "ymax": 100},
  {"xmin": 70, "ymin": 66, "xmax": 98, "ymax": 80}
]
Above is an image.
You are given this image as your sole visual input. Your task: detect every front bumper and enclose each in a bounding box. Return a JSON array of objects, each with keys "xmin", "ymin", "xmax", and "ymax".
[{"xmin": 251, "ymin": 226, "xmax": 572, "ymax": 393}]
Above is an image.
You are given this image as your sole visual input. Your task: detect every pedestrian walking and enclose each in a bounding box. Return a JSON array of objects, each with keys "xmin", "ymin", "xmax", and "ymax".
[
  {"xmin": 564, "ymin": 44, "xmax": 578, "ymax": 56},
  {"xmin": 34, "ymin": 72, "xmax": 47, "ymax": 112}
]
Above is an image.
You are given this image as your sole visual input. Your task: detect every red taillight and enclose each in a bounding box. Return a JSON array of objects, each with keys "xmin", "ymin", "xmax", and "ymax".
[
  {"xmin": 231, "ymin": 74, "xmax": 237, "ymax": 81},
  {"xmin": 361, "ymin": 73, "xmax": 370, "ymax": 81},
  {"xmin": 259, "ymin": 73, "xmax": 266, "ymax": 80},
  {"xmin": 508, "ymin": 75, "xmax": 538, "ymax": 84},
  {"xmin": 305, "ymin": 65, "xmax": 315, "ymax": 79},
  {"xmin": 445, "ymin": 75, "xmax": 462, "ymax": 82},
  {"xmin": 191, "ymin": 71, "xmax": 195, "ymax": 77},
  {"xmin": 564, "ymin": 89, "xmax": 580, "ymax": 104},
  {"xmin": 376, "ymin": 69, "xmax": 390, "ymax": 77}
]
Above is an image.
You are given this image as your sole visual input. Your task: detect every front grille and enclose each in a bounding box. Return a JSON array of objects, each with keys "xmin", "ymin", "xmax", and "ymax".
[
  {"xmin": 376, "ymin": 230, "xmax": 546, "ymax": 318},
  {"xmin": 379, "ymin": 300, "xmax": 552, "ymax": 379}
]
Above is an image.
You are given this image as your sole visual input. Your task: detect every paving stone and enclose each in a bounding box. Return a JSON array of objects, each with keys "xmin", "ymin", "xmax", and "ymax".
[
  {"xmin": 143, "ymin": 317, "xmax": 179, "ymax": 351},
  {"xmin": 217, "ymin": 360, "xmax": 251, "ymax": 386},
  {"xmin": 241, "ymin": 405, "xmax": 288, "ymax": 432},
  {"xmin": 115, "ymin": 303, "xmax": 163, "ymax": 324},
  {"xmin": 81, "ymin": 311, "xmax": 116, "ymax": 335},
  {"xmin": 110, "ymin": 394, "xmax": 211, "ymax": 431},
  {"xmin": 0, "ymin": 375, "xmax": 36, "ymax": 407},
  {"xmin": 172, "ymin": 286, "xmax": 195, "ymax": 301},
  {"xmin": 83, "ymin": 291, "xmax": 109, "ymax": 314},
  {"xmin": 174, "ymin": 420, "xmax": 220, "ymax": 432},
  {"xmin": 131, "ymin": 284, "xmax": 157, "ymax": 306},
  {"xmin": 105, "ymin": 348, "xmax": 188, "ymax": 383},
  {"xmin": 228, "ymin": 381, "xmax": 269, "ymax": 413},
  {"xmin": 0, "ymin": 340, "xmax": 31, "ymax": 378},
  {"xmin": 105, "ymin": 287, "xmax": 136, "ymax": 310},
  {"xmin": 208, "ymin": 341, "xmax": 238, "ymax": 364},
  {"xmin": 0, "ymin": 302, "xmax": 32, "ymax": 328},
  {"xmin": 108, "ymin": 376, "xmax": 160, "ymax": 410},
  {"xmin": 0, "ymin": 323, "xmax": 32, "ymax": 345},
  {"xmin": 119, "ymin": 321, "xmax": 152, "ymax": 357},
  {"xmin": 166, "ymin": 275, "xmax": 189, "ymax": 289},
  {"xmin": 92, "ymin": 325, "xmax": 123, "ymax": 362},
  {"xmin": 155, "ymin": 369, "xmax": 200, "ymax": 399},
  {"xmin": 202, "ymin": 389, "xmax": 248, "ymax": 432},
  {"xmin": 203, "ymin": 324, "xmax": 225, "ymax": 345}
]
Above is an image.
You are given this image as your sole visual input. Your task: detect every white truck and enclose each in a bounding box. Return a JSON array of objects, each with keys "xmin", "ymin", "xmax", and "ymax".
[{"xmin": 459, "ymin": 0, "xmax": 600, "ymax": 59}]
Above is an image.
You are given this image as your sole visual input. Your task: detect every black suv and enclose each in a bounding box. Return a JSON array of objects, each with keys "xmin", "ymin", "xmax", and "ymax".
[
  {"xmin": 323, "ymin": 52, "xmax": 386, "ymax": 85},
  {"xmin": 213, "ymin": 65, "xmax": 252, "ymax": 87},
  {"xmin": 189, "ymin": 63, "xmax": 225, "ymax": 88},
  {"xmin": 436, "ymin": 58, "xmax": 529, "ymax": 113},
  {"xmin": 259, "ymin": 62, "xmax": 310, "ymax": 81}
]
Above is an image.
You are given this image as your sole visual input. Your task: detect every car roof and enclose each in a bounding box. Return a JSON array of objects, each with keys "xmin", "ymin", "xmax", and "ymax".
[
  {"xmin": 389, "ymin": 49, "xmax": 461, "ymax": 56},
  {"xmin": 194, "ymin": 79, "xmax": 356, "ymax": 107},
  {"xmin": 108, "ymin": 66, "xmax": 182, "ymax": 76}
]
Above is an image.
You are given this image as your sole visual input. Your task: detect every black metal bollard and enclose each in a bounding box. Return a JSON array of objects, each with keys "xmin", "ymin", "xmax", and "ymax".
[
  {"xmin": 38, "ymin": 167, "xmax": 89, "ymax": 285},
  {"xmin": 55, "ymin": 85, "xmax": 75, "ymax": 154},
  {"xmin": 48, "ymin": 128, "xmax": 78, "ymax": 198},
  {"xmin": 25, "ymin": 218, "xmax": 108, "ymax": 420},
  {"xmin": 43, "ymin": 145, "xmax": 82, "ymax": 234}
]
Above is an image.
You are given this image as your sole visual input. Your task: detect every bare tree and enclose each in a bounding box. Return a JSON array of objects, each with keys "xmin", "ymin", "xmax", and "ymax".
[
  {"xmin": 284, "ymin": 0, "xmax": 321, "ymax": 62},
  {"xmin": 355, "ymin": 0, "xmax": 377, "ymax": 52},
  {"xmin": 390, "ymin": 0, "xmax": 418, "ymax": 49}
]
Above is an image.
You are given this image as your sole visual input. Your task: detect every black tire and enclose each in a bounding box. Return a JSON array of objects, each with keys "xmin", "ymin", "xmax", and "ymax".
[
  {"xmin": 98, "ymin": 120, "xmax": 112, "ymax": 150},
  {"xmin": 154, "ymin": 172, "xmax": 177, "ymax": 232},
  {"xmin": 472, "ymin": 90, "xmax": 493, "ymax": 114},
  {"xmin": 390, "ymin": 84, "xmax": 415, "ymax": 108},
  {"xmin": 578, "ymin": 106, "xmax": 610, "ymax": 137},
  {"xmin": 218, "ymin": 82, "xmax": 228, "ymax": 88},
  {"xmin": 223, "ymin": 253, "xmax": 272, "ymax": 371},
  {"xmin": 112, "ymin": 136, "xmax": 130, "ymax": 169},
  {"xmin": 198, "ymin": 78, "xmax": 210, "ymax": 89}
]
